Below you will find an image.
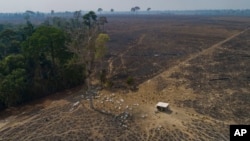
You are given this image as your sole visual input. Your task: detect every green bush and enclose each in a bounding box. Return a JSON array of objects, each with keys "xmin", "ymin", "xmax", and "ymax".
[
  {"xmin": 104, "ymin": 80, "xmax": 113, "ymax": 88},
  {"xmin": 126, "ymin": 76, "xmax": 134, "ymax": 85}
]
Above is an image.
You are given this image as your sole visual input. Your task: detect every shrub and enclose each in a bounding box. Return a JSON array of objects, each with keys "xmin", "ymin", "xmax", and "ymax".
[
  {"xmin": 126, "ymin": 76, "xmax": 134, "ymax": 85},
  {"xmin": 104, "ymin": 80, "xmax": 113, "ymax": 88}
]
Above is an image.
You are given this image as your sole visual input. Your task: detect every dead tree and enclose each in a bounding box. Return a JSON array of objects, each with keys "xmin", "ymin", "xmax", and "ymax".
[{"xmin": 67, "ymin": 11, "xmax": 109, "ymax": 109}]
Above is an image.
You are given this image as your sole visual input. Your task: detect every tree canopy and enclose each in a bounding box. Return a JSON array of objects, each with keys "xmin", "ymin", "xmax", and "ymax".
[{"xmin": 0, "ymin": 11, "xmax": 108, "ymax": 110}]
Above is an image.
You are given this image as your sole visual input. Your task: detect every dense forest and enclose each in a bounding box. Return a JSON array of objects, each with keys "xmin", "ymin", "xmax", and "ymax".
[{"xmin": 0, "ymin": 11, "xmax": 109, "ymax": 110}]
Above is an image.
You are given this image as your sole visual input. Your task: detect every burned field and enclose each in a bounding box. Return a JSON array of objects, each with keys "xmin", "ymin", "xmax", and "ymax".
[
  {"xmin": 104, "ymin": 15, "xmax": 249, "ymax": 86},
  {"xmin": 1, "ymin": 15, "xmax": 250, "ymax": 140},
  {"xmin": 173, "ymin": 29, "xmax": 250, "ymax": 122}
]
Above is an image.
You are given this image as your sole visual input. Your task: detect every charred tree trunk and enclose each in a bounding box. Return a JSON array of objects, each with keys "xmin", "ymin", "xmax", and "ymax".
[
  {"xmin": 85, "ymin": 43, "xmax": 96, "ymax": 109},
  {"xmin": 86, "ymin": 60, "xmax": 94, "ymax": 109}
]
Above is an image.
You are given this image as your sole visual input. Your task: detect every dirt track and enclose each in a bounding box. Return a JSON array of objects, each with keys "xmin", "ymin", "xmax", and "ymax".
[{"xmin": 155, "ymin": 27, "xmax": 249, "ymax": 80}]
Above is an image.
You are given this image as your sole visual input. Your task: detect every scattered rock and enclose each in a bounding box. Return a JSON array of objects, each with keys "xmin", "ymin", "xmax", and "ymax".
[
  {"xmin": 133, "ymin": 103, "xmax": 139, "ymax": 106},
  {"xmin": 73, "ymin": 101, "xmax": 80, "ymax": 107}
]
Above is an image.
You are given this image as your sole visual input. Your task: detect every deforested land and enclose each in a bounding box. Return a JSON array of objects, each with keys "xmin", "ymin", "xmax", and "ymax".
[{"xmin": 0, "ymin": 13, "xmax": 250, "ymax": 140}]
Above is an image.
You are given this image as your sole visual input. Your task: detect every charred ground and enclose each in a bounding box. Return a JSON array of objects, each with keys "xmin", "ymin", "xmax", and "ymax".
[{"xmin": 0, "ymin": 15, "xmax": 250, "ymax": 141}]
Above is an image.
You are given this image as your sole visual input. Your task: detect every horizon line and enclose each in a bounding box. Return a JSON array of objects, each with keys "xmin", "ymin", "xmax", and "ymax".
[{"xmin": 1, "ymin": 8, "xmax": 250, "ymax": 14}]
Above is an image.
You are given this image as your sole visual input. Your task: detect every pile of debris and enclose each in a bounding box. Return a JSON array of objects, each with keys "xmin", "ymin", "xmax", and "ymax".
[{"xmin": 114, "ymin": 112, "xmax": 133, "ymax": 129}]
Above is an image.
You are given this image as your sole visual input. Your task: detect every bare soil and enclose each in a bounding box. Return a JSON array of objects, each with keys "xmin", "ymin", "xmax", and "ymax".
[{"xmin": 1, "ymin": 15, "xmax": 250, "ymax": 141}]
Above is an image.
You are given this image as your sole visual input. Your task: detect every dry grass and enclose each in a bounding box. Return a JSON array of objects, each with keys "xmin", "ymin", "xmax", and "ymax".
[{"xmin": 1, "ymin": 15, "xmax": 250, "ymax": 140}]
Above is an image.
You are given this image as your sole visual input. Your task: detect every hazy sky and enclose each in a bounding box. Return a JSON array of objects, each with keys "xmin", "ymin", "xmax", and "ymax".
[{"xmin": 0, "ymin": 0, "xmax": 250, "ymax": 13}]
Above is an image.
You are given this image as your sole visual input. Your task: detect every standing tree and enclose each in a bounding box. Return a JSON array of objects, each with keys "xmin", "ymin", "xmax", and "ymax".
[
  {"xmin": 83, "ymin": 11, "xmax": 97, "ymax": 28},
  {"xmin": 25, "ymin": 10, "xmax": 35, "ymax": 15},
  {"xmin": 0, "ymin": 54, "xmax": 27, "ymax": 106},
  {"xmin": 95, "ymin": 34, "xmax": 110, "ymax": 85},
  {"xmin": 67, "ymin": 11, "xmax": 109, "ymax": 109},
  {"xmin": 21, "ymin": 19, "xmax": 34, "ymax": 40},
  {"xmin": 97, "ymin": 8, "xmax": 103, "ymax": 15},
  {"xmin": 0, "ymin": 29, "xmax": 18, "ymax": 55},
  {"xmin": 131, "ymin": 7, "xmax": 136, "ymax": 16},
  {"xmin": 131, "ymin": 7, "xmax": 136, "ymax": 13},
  {"xmin": 71, "ymin": 10, "xmax": 82, "ymax": 28},
  {"xmin": 24, "ymin": 10, "xmax": 35, "ymax": 21},
  {"xmin": 131, "ymin": 6, "xmax": 140, "ymax": 15},
  {"xmin": 134, "ymin": 6, "xmax": 140, "ymax": 13},
  {"xmin": 147, "ymin": 7, "xmax": 151, "ymax": 14},
  {"xmin": 98, "ymin": 16, "xmax": 108, "ymax": 32},
  {"xmin": 110, "ymin": 8, "xmax": 114, "ymax": 13},
  {"xmin": 51, "ymin": 10, "xmax": 55, "ymax": 16},
  {"xmin": 22, "ymin": 26, "xmax": 70, "ymax": 94}
]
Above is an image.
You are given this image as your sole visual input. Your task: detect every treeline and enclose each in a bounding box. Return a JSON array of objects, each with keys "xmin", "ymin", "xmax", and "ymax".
[
  {"xmin": 0, "ymin": 11, "xmax": 78, "ymax": 24},
  {"xmin": 163, "ymin": 9, "xmax": 250, "ymax": 16},
  {"xmin": 1, "ymin": 9, "xmax": 250, "ymax": 22},
  {"xmin": 0, "ymin": 11, "xmax": 108, "ymax": 110}
]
